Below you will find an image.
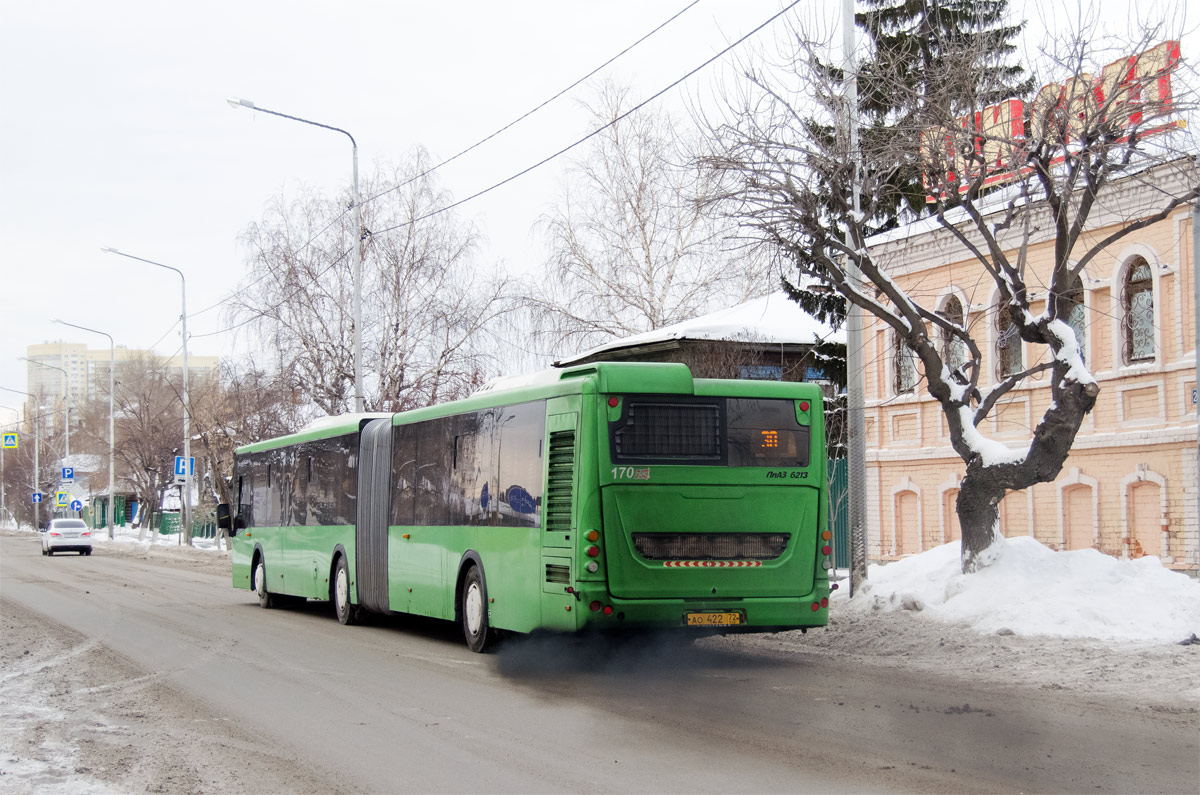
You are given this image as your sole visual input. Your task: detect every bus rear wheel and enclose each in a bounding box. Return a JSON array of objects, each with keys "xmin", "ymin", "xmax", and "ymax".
[
  {"xmin": 333, "ymin": 556, "xmax": 357, "ymax": 625},
  {"xmin": 460, "ymin": 566, "xmax": 490, "ymax": 652},
  {"xmin": 254, "ymin": 558, "xmax": 275, "ymax": 609}
]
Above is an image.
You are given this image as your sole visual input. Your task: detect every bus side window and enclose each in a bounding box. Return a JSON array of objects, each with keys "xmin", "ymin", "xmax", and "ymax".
[
  {"xmin": 497, "ymin": 401, "xmax": 546, "ymax": 528},
  {"xmin": 290, "ymin": 445, "xmax": 308, "ymax": 526},
  {"xmin": 392, "ymin": 424, "xmax": 416, "ymax": 526},
  {"xmin": 237, "ymin": 473, "xmax": 253, "ymax": 529}
]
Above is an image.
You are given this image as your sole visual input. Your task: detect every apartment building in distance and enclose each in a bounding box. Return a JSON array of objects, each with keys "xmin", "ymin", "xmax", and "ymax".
[{"xmin": 23, "ymin": 341, "xmax": 219, "ymax": 430}]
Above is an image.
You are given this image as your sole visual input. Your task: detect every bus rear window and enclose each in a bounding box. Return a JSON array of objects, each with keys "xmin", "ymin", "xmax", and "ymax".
[
  {"xmin": 610, "ymin": 396, "xmax": 810, "ymax": 467},
  {"xmin": 612, "ymin": 401, "xmax": 722, "ymax": 461}
]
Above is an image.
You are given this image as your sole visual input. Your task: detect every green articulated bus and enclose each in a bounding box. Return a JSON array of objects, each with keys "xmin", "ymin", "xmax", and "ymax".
[{"xmin": 221, "ymin": 362, "xmax": 832, "ymax": 652}]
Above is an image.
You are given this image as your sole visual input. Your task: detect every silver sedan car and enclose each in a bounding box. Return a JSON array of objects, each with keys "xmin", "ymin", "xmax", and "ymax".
[{"xmin": 41, "ymin": 518, "xmax": 93, "ymax": 556}]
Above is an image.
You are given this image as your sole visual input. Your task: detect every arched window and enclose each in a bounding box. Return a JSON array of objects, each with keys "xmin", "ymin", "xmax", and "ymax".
[
  {"xmin": 996, "ymin": 305, "xmax": 1022, "ymax": 378},
  {"xmin": 1062, "ymin": 275, "xmax": 1086, "ymax": 362},
  {"xmin": 1122, "ymin": 257, "xmax": 1154, "ymax": 363},
  {"xmin": 894, "ymin": 333, "xmax": 917, "ymax": 394},
  {"xmin": 938, "ymin": 296, "xmax": 969, "ymax": 379}
]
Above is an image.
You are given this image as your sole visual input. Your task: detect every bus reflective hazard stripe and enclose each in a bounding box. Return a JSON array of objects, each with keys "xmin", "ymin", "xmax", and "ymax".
[{"xmin": 662, "ymin": 560, "xmax": 763, "ymax": 568}]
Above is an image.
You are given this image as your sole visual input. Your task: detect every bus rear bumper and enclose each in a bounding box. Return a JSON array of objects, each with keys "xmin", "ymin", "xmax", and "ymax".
[{"xmin": 581, "ymin": 593, "xmax": 829, "ymax": 631}]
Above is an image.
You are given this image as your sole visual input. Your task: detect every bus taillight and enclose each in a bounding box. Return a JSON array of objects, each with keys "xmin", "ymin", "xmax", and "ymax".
[
  {"xmin": 586, "ymin": 546, "xmax": 600, "ymax": 558},
  {"xmin": 590, "ymin": 601, "xmax": 602, "ymax": 612}
]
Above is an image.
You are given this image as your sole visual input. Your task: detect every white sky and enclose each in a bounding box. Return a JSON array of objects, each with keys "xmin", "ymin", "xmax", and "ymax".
[{"xmin": 1, "ymin": 0, "xmax": 1194, "ymax": 422}]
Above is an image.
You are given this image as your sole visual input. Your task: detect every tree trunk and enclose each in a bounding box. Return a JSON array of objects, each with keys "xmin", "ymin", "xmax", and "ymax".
[{"xmin": 956, "ymin": 470, "xmax": 1006, "ymax": 573}]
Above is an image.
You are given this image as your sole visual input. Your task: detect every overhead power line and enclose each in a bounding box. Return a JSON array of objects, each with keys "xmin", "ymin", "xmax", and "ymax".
[
  {"xmin": 361, "ymin": 1, "xmax": 702, "ymax": 208},
  {"xmin": 175, "ymin": 1, "xmax": 803, "ymax": 348},
  {"xmin": 368, "ymin": 0, "xmax": 803, "ymax": 239},
  {"xmin": 185, "ymin": 2, "xmax": 698, "ymax": 328}
]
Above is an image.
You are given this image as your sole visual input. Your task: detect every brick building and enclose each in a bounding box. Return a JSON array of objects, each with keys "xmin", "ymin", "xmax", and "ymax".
[{"xmin": 862, "ymin": 166, "xmax": 1198, "ymax": 573}]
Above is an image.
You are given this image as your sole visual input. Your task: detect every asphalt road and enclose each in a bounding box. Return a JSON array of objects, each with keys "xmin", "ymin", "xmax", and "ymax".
[{"xmin": 2, "ymin": 534, "xmax": 1196, "ymax": 794}]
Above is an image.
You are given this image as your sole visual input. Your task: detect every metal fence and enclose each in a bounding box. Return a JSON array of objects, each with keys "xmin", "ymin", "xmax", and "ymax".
[{"xmin": 828, "ymin": 457, "xmax": 850, "ymax": 569}]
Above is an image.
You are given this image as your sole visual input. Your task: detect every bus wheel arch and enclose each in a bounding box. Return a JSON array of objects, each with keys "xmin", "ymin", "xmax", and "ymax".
[
  {"xmin": 251, "ymin": 545, "xmax": 274, "ymax": 609},
  {"xmin": 330, "ymin": 545, "xmax": 358, "ymax": 626},
  {"xmin": 456, "ymin": 552, "xmax": 490, "ymax": 653}
]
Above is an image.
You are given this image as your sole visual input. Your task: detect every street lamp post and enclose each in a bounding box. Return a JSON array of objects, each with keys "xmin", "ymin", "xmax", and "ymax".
[
  {"xmin": 19, "ymin": 357, "xmax": 69, "ymax": 459},
  {"xmin": 54, "ymin": 320, "xmax": 116, "ymax": 540},
  {"xmin": 1, "ymin": 386, "xmax": 39, "ymax": 529},
  {"xmin": 227, "ymin": 96, "xmax": 364, "ymax": 413},
  {"xmin": 100, "ymin": 247, "xmax": 191, "ymax": 545}
]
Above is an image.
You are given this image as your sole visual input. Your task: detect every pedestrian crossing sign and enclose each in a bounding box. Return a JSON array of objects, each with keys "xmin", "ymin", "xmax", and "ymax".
[
  {"xmin": 56, "ymin": 491, "xmax": 70, "ymax": 507},
  {"xmin": 1, "ymin": 433, "xmax": 15, "ymax": 449}
]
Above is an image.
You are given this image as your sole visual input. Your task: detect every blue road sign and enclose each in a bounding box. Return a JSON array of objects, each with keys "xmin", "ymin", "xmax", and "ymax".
[
  {"xmin": 2, "ymin": 433, "xmax": 16, "ymax": 449},
  {"xmin": 56, "ymin": 491, "xmax": 70, "ymax": 507},
  {"xmin": 62, "ymin": 466, "xmax": 74, "ymax": 481},
  {"xmin": 173, "ymin": 456, "xmax": 195, "ymax": 477},
  {"xmin": 70, "ymin": 499, "xmax": 83, "ymax": 512},
  {"xmin": 32, "ymin": 492, "xmax": 42, "ymax": 504}
]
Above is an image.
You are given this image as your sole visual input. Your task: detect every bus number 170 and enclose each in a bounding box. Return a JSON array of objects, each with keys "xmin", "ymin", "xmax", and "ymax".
[{"xmin": 612, "ymin": 467, "xmax": 651, "ymax": 480}]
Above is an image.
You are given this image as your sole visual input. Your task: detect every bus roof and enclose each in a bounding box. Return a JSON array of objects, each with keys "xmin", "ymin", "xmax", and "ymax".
[{"xmin": 235, "ymin": 362, "xmax": 822, "ymax": 454}]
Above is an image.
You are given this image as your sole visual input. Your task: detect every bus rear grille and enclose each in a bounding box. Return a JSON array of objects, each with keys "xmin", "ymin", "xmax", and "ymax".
[
  {"xmin": 545, "ymin": 564, "xmax": 570, "ymax": 584},
  {"xmin": 632, "ymin": 533, "xmax": 790, "ymax": 561}
]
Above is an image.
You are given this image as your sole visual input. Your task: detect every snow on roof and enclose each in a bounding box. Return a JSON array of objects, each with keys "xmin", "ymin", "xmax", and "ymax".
[
  {"xmin": 556, "ymin": 292, "xmax": 844, "ymax": 367},
  {"xmin": 299, "ymin": 412, "xmax": 392, "ymax": 434},
  {"xmin": 844, "ymin": 535, "xmax": 1200, "ymax": 643},
  {"xmin": 473, "ymin": 368, "xmax": 567, "ymax": 394}
]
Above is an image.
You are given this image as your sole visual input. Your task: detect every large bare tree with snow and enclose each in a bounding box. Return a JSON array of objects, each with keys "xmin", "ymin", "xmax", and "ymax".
[{"xmin": 706, "ymin": 27, "xmax": 1198, "ymax": 571}]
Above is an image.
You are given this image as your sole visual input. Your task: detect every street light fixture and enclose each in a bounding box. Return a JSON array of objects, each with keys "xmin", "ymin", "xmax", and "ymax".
[
  {"xmin": 54, "ymin": 319, "xmax": 116, "ymax": 540},
  {"xmin": 226, "ymin": 95, "xmax": 364, "ymax": 412},
  {"xmin": 1, "ymin": 386, "xmax": 40, "ymax": 529},
  {"xmin": 18, "ymin": 356, "xmax": 69, "ymax": 459},
  {"xmin": 100, "ymin": 247, "xmax": 192, "ymax": 544}
]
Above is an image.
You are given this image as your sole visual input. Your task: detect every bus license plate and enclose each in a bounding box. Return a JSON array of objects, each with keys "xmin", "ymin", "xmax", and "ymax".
[{"xmin": 685, "ymin": 612, "xmax": 742, "ymax": 627}]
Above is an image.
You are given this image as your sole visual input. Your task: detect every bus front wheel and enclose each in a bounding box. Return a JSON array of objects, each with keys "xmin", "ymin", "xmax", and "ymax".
[
  {"xmin": 254, "ymin": 558, "xmax": 275, "ymax": 609},
  {"xmin": 333, "ymin": 556, "xmax": 358, "ymax": 625},
  {"xmin": 460, "ymin": 566, "xmax": 490, "ymax": 652}
]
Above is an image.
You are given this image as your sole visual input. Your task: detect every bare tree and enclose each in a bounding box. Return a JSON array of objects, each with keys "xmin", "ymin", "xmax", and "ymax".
[
  {"xmin": 536, "ymin": 82, "xmax": 774, "ymax": 355},
  {"xmin": 233, "ymin": 150, "xmax": 525, "ymax": 414},
  {"xmin": 111, "ymin": 354, "xmax": 185, "ymax": 542},
  {"xmin": 706, "ymin": 26, "xmax": 1198, "ymax": 571},
  {"xmin": 187, "ymin": 359, "xmax": 306, "ymax": 549}
]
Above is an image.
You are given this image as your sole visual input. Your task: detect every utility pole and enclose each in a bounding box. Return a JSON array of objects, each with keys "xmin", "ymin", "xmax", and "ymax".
[{"xmin": 843, "ymin": 0, "xmax": 869, "ymax": 595}]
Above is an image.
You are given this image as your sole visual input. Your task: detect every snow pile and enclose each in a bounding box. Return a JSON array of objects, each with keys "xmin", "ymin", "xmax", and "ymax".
[{"xmin": 845, "ymin": 535, "xmax": 1200, "ymax": 643}]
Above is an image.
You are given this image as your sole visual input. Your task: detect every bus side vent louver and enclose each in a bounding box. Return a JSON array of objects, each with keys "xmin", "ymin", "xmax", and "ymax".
[
  {"xmin": 545, "ymin": 564, "xmax": 570, "ymax": 584},
  {"xmin": 546, "ymin": 430, "xmax": 575, "ymax": 533}
]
